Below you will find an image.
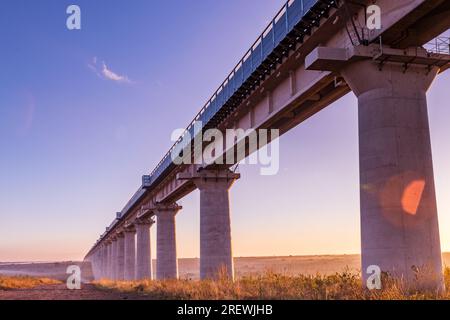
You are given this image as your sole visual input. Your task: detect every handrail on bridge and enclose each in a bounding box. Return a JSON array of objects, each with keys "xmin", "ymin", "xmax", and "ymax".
[{"xmin": 424, "ymin": 37, "xmax": 450, "ymax": 55}]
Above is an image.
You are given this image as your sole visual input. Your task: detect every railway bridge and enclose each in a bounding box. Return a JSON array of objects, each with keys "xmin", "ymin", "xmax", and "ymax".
[{"xmin": 85, "ymin": 0, "xmax": 450, "ymax": 290}]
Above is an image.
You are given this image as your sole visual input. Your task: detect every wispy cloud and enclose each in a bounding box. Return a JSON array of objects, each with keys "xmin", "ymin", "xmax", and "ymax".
[
  {"xmin": 88, "ymin": 57, "xmax": 102, "ymax": 78},
  {"xmin": 88, "ymin": 57, "xmax": 134, "ymax": 84}
]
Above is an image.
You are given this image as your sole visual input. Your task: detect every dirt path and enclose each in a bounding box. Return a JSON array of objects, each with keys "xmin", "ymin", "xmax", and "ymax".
[{"xmin": 0, "ymin": 283, "xmax": 146, "ymax": 300}]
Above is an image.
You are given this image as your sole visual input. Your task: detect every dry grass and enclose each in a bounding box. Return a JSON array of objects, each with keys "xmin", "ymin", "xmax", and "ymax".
[
  {"xmin": 445, "ymin": 267, "xmax": 450, "ymax": 285},
  {"xmin": 0, "ymin": 276, "xmax": 60, "ymax": 290},
  {"xmin": 94, "ymin": 268, "xmax": 450, "ymax": 300}
]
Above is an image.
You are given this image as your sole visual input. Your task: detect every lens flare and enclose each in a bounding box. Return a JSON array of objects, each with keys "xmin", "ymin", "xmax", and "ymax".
[{"xmin": 401, "ymin": 180, "xmax": 426, "ymax": 216}]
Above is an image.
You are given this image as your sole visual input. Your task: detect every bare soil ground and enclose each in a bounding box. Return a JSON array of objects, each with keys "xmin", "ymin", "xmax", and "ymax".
[{"xmin": 0, "ymin": 283, "xmax": 145, "ymax": 300}]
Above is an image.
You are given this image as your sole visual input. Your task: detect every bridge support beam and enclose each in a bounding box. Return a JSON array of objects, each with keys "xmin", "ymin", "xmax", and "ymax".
[
  {"xmin": 341, "ymin": 60, "xmax": 444, "ymax": 290},
  {"xmin": 96, "ymin": 248, "xmax": 101, "ymax": 279},
  {"xmin": 179, "ymin": 168, "xmax": 240, "ymax": 280},
  {"xmin": 135, "ymin": 218, "xmax": 154, "ymax": 280},
  {"xmin": 105, "ymin": 242, "xmax": 111, "ymax": 279},
  {"xmin": 109, "ymin": 241, "xmax": 114, "ymax": 280},
  {"xmin": 91, "ymin": 253, "xmax": 99, "ymax": 280},
  {"xmin": 156, "ymin": 204, "xmax": 181, "ymax": 280},
  {"xmin": 101, "ymin": 245, "xmax": 106, "ymax": 279},
  {"xmin": 124, "ymin": 228, "xmax": 136, "ymax": 281},
  {"xmin": 116, "ymin": 233, "xmax": 125, "ymax": 280},
  {"xmin": 111, "ymin": 238, "xmax": 118, "ymax": 280},
  {"xmin": 103, "ymin": 245, "xmax": 108, "ymax": 279},
  {"xmin": 95, "ymin": 252, "xmax": 101, "ymax": 280}
]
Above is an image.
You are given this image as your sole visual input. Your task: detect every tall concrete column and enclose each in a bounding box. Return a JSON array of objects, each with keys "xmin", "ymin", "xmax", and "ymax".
[
  {"xmin": 106, "ymin": 242, "xmax": 112, "ymax": 279},
  {"xmin": 199, "ymin": 170, "xmax": 240, "ymax": 280},
  {"xmin": 179, "ymin": 168, "xmax": 240, "ymax": 280},
  {"xmin": 103, "ymin": 245, "xmax": 108, "ymax": 279},
  {"xmin": 99, "ymin": 246, "xmax": 105, "ymax": 279},
  {"xmin": 156, "ymin": 204, "xmax": 181, "ymax": 280},
  {"xmin": 91, "ymin": 253, "xmax": 99, "ymax": 280},
  {"xmin": 96, "ymin": 248, "xmax": 101, "ymax": 279},
  {"xmin": 135, "ymin": 218, "xmax": 154, "ymax": 280},
  {"xmin": 116, "ymin": 233, "xmax": 125, "ymax": 281},
  {"xmin": 97, "ymin": 251, "xmax": 101, "ymax": 279},
  {"xmin": 124, "ymin": 228, "xmax": 136, "ymax": 281},
  {"xmin": 341, "ymin": 61, "xmax": 443, "ymax": 290},
  {"xmin": 111, "ymin": 238, "xmax": 118, "ymax": 280}
]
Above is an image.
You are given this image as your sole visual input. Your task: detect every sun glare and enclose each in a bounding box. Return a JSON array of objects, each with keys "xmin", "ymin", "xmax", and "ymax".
[{"xmin": 401, "ymin": 180, "xmax": 426, "ymax": 215}]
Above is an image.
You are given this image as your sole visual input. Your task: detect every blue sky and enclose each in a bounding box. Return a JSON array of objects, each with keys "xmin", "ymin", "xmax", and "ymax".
[{"xmin": 0, "ymin": 1, "xmax": 449, "ymax": 262}]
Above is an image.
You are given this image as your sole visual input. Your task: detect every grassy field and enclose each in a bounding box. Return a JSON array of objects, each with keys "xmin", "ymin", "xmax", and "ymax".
[
  {"xmin": 0, "ymin": 276, "xmax": 60, "ymax": 290},
  {"xmin": 3, "ymin": 255, "xmax": 450, "ymax": 299},
  {"xmin": 94, "ymin": 268, "xmax": 450, "ymax": 300}
]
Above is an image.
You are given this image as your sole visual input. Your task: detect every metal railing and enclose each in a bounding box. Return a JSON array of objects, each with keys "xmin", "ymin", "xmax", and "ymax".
[{"xmin": 424, "ymin": 37, "xmax": 450, "ymax": 55}]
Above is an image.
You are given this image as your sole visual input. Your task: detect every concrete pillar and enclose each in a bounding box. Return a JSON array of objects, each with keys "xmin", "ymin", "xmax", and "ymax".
[
  {"xmin": 156, "ymin": 204, "xmax": 180, "ymax": 280},
  {"xmin": 341, "ymin": 61, "xmax": 443, "ymax": 290},
  {"xmin": 197, "ymin": 170, "xmax": 240, "ymax": 280},
  {"xmin": 96, "ymin": 251, "xmax": 101, "ymax": 279},
  {"xmin": 111, "ymin": 238, "xmax": 118, "ymax": 280},
  {"xmin": 91, "ymin": 253, "xmax": 99, "ymax": 280},
  {"xmin": 135, "ymin": 218, "xmax": 154, "ymax": 280},
  {"xmin": 106, "ymin": 242, "xmax": 112, "ymax": 279},
  {"xmin": 116, "ymin": 233, "xmax": 125, "ymax": 281},
  {"xmin": 103, "ymin": 245, "xmax": 107, "ymax": 279},
  {"xmin": 102, "ymin": 245, "xmax": 107, "ymax": 279},
  {"xmin": 98, "ymin": 248, "xmax": 103, "ymax": 279},
  {"xmin": 91, "ymin": 253, "xmax": 96, "ymax": 280},
  {"xmin": 96, "ymin": 249, "xmax": 101, "ymax": 280},
  {"xmin": 97, "ymin": 248, "xmax": 101, "ymax": 279},
  {"xmin": 124, "ymin": 228, "xmax": 136, "ymax": 281},
  {"xmin": 179, "ymin": 168, "xmax": 240, "ymax": 280}
]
